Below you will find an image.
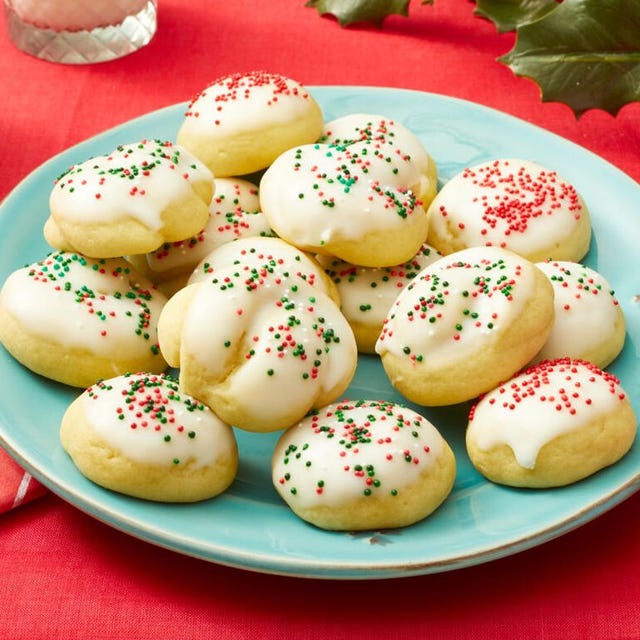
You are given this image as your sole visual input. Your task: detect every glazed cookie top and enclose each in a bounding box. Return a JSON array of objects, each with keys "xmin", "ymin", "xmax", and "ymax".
[
  {"xmin": 259, "ymin": 139, "xmax": 425, "ymax": 251},
  {"xmin": 534, "ymin": 260, "xmax": 624, "ymax": 364},
  {"xmin": 178, "ymin": 264, "xmax": 356, "ymax": 418},
  {"xmin": 82, "ymin": 372, "xmax": 235, "ymax": 468},
  {"xmin": 189, "ymin": 236, "xmax": 338, "ymax": 302},
  {"xmin": 320, "ymin": 113, "xmax": 437, "ymax": 203},
  {"xmin": 427, "ymin": 159, "xmax": 589, "ymax": 259},
  {"xmin": 140, "ymin": 178, "xmax": 271, "ymax": 277},
  {"xmin": 50, "ymin": 139, "xmax": 213, "ymax": 227},
  {"xmin": 181, "ymin": 71, "xmax": 320, "ymax": 135},
  {"xmin": 375, "ymin": 246, "xmax": 537, "ymax": 367},
  {"xmin": 467, "ymin": 358, "xmax": 632, "ymax": 469},
  {"xmin": 272, "ymin": 399, "xmax": 447, "ymax": 508},
  {"xmin": 318, "ymin": 243, "xmax": 442, "ymax": 328},
  {"xmin": 0, "ymin": 251, "xmax": 166, "ymax": 358}
]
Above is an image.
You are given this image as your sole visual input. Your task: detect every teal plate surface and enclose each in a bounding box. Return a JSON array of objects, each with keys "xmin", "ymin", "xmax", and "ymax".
[{"xmin": 0, "ymin": 87, "xmax": 639, "ymax": 580}]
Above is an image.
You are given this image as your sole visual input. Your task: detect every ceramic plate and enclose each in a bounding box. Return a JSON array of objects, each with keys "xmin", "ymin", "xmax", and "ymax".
[{"xmin": 0, "ymin": 87, "xmax": 639, "ymax": 580}]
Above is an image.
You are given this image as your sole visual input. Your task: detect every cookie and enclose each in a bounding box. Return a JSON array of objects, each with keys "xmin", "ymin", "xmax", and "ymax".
[
  {"xmin": 60, "ymin": 372, "xmax": 238, "ymax": 502},
  {"xmin": 272, "ymin": 399, "xmax": 456, "ymax": 530}
]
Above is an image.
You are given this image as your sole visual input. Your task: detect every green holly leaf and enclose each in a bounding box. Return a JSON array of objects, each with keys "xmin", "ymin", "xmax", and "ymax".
[
  {"xmin": 473, "ymin": 0, "xmax": 559, "ymax": 33},
  {"xmin": 306, "ymin": 0, "xmax": 433, "ymax": 27},
  {"xmin": 499, "ymin": 0, "xmax": 640, "ymax": 115}
]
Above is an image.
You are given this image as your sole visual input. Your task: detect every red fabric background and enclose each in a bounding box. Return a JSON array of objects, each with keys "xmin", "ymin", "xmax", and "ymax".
[{"xmin": 0, "ymin": 1, "xmax": 639, "ymax": 638}]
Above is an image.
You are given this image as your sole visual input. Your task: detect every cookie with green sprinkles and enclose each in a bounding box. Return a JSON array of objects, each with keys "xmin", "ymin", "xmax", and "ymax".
[
  {"xmin": 0, "ymin": 251, "xmax": 168, "ymax": 387},
  {"xmin": 258, "ymin": 128, "xmax": 431, "ymax": 268},
  {"xmin": 45, "ymin": 138, "xmax": 213, "ymax": 259},
  {"xmin": 375, "ymin": 246, "xmax": 555, "ymax": 406},
  {"xmin": 271, "ymin": 399, "xmax": 456, "ymax": 530},
  {"xmin": 157, "ymin": 263, "xmax": 358, "ymax": 433},
  {"xmin": 60, "ymin": 372, "xmax": 238, "ymax": 502}
]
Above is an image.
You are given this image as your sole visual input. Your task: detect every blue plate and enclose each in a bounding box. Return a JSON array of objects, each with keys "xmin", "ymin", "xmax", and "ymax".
[{"xmin": 0, "ymin": 87, "xmax": 638, "ymax": 580}]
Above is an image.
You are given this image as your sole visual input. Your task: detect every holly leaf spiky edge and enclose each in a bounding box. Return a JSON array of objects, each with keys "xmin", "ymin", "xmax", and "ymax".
[{"xmin": 498, "ymin": 0, "xmax": 640, "ymax": 116}]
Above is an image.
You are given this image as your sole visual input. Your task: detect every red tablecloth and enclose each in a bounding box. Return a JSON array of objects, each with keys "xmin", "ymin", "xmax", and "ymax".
[{"xmin": 1, "ymin": 1, "xmax": 639, "ymax": 637}]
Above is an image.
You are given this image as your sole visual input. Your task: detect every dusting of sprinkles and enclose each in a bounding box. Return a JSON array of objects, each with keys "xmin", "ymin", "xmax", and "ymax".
[
  {"xmin": 469, "ymin": 357, "xmax": 625, "ymax": 422},
  {"xmin": 377, "ymin": 250, "xmax": 527, "ymax": 362},
  {"xmin": 540, "ymin": 260, "xmax": 619, "ymax": 314},
  {"xmin": 24, "ymin": 251, "xmax": 162, "ymax": 354},
  {"xmin": 274, "ymin": 400, "xmax": 439, "ymax": 501},
  {"xmin": 54, "ymin": 139, "xmax": 199, "ymax": 199},
  {"xmin": 437, "ymin": 159, "xmax": 583, "ymax": 243},
  {"xmin": 184, "ymin": 70, "xmax": 313, "ymax": 124}
]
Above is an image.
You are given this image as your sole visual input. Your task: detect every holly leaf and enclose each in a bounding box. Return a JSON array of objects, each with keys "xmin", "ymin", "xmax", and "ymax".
[
  {"xmin": 499, "ymin": 0, "xmax": 640, "ymax": 115},
  {"xmin": 473, "ymin": 0, "xmax": 559, "ymax": 33},
  {"xmin": 306, "ymin": 0, "xmax": 433, "ymax": 27}
]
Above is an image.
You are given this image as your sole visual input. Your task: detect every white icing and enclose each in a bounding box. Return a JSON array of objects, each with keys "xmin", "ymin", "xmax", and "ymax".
[
  {"xmin": 467, "ymin": 359, "xmax": 627, "ymax": 469},
  {"xmin": 535, "ymin": 260, "xmax": 622, "ymax": 361},
  {"xmin": 82, "ymin": 373, "xmax": 235, "ymax": 467},
  {"xmin": 320, "ymin": 113, "xmax": 436, "ymax": 202},
  {"xmin": 375, "ymin": 246, "xmax": 535, "ymax": 367},
  {"xmin": 181, "ymin": 72, "xmax": 318, "ymax": 136},
  {"xmin": 141, "ymin": 178, "xmax": 270, "ymax": 276},
  {"xmin": 272, "ymin": 400, "xmax": 445, "ymax": 508},
  {"xmin": 0, "ymin": 252, "xmax": 166, "ymax": 357},
  {"xmin": 188, "ymin": 236, "xmax": 331, "ymax": 300},
  {"xmin": 427, "ymin": 159, "xmax": 585, "ymax": 256},
  {"xmin": 50, "ymin": 139, "xmax": 212, "ymax": 228},
  {"xmin": 180, "ymin": 266, "xmax": 357, "ymax": 425},
  {"xmin": 318, "ymin": 243, "xmax": 442, "ymax": 328}
]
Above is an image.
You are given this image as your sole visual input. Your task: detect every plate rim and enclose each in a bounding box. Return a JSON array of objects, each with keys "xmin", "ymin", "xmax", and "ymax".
[{"xmin": 1, "ymin": 85, "xmax": 639, "ymax": 580}]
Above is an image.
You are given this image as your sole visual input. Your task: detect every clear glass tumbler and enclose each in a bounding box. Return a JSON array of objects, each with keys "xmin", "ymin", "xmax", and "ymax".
[{"xmin": 3, "ymin": 0, "xmax": 157, "ymax": 64}]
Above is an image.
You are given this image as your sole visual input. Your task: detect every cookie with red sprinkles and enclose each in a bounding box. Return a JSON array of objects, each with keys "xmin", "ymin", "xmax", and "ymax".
[
  {"xmin": 272, "ymin": 399, "xmax": 456, "ymax": 530},
  {"xmin": 60, "ymin": 372, "xmax": 238, "ymax": 502},
  {"xmin": 177, "ymin": 71, "xmax": 324, "ymax": 177},
  {"xmin": 466, "ymin": 358, "xmax": 637, "ymax": 488},
  {"xmin": 426, "ymin": 158, "xmax": 591, "ymax": 263}
]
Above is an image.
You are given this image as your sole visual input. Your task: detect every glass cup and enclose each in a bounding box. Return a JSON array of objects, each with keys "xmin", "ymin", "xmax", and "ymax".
[{"xmin": 3, "ymin": 0, "xmax": 157, "ymax": 64}]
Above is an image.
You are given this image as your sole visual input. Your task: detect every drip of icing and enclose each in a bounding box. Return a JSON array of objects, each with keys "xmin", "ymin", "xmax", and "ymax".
[
  {"xmin": 50, "ymin": 139, "xmax": 212, "ymax": 228},
  {"xmin": 467, "ymin": 358, "xmax": 627, "ymax": 469},
  {"xmin": 1, "ymin": 252, "xmax": 165, "ymax": 357}
]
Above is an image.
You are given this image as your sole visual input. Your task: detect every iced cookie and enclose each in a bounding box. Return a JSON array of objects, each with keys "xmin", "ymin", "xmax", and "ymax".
[
  {"xmin": 317, "ymin": 242, "xmax": 442, "ymax": 353},
  {"xmin": 466, "ymin": 358, "xmax": 637, "ymax": 488},
  {"xmin": 45, "ymin": 139, "xmax": 213, "ymax": 258},
  {"xmin": 533, "ymin": 260, "xmax": 625, "ymax": 368},
  {"xmin": 259, "ymin": 137, "xmax": 429, "ymax": 267},
  {"xmin": 177, "ymin": 70, "xmax": 324, "ymax": 177},
  {"xmin": 60, "ymin": 372, "xmax": 238, "ymax": 502},
  {"xmin": 375, "ymin": 246, "xmax": 555, "ymax": 406},
  {"xmin": 272, "ymin": 399, "xmax": 456, "ymax": 530},
  {"xmin": 0, "ymin": 251, "xmax": 167, "ymax": 387},
  {"xmin": 158, "ymin": 264, "xmax": 357, "ymax": 433},
  {"xmin": 427, "ymin": 158, "xmax": 591, "ymax": 263}
]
